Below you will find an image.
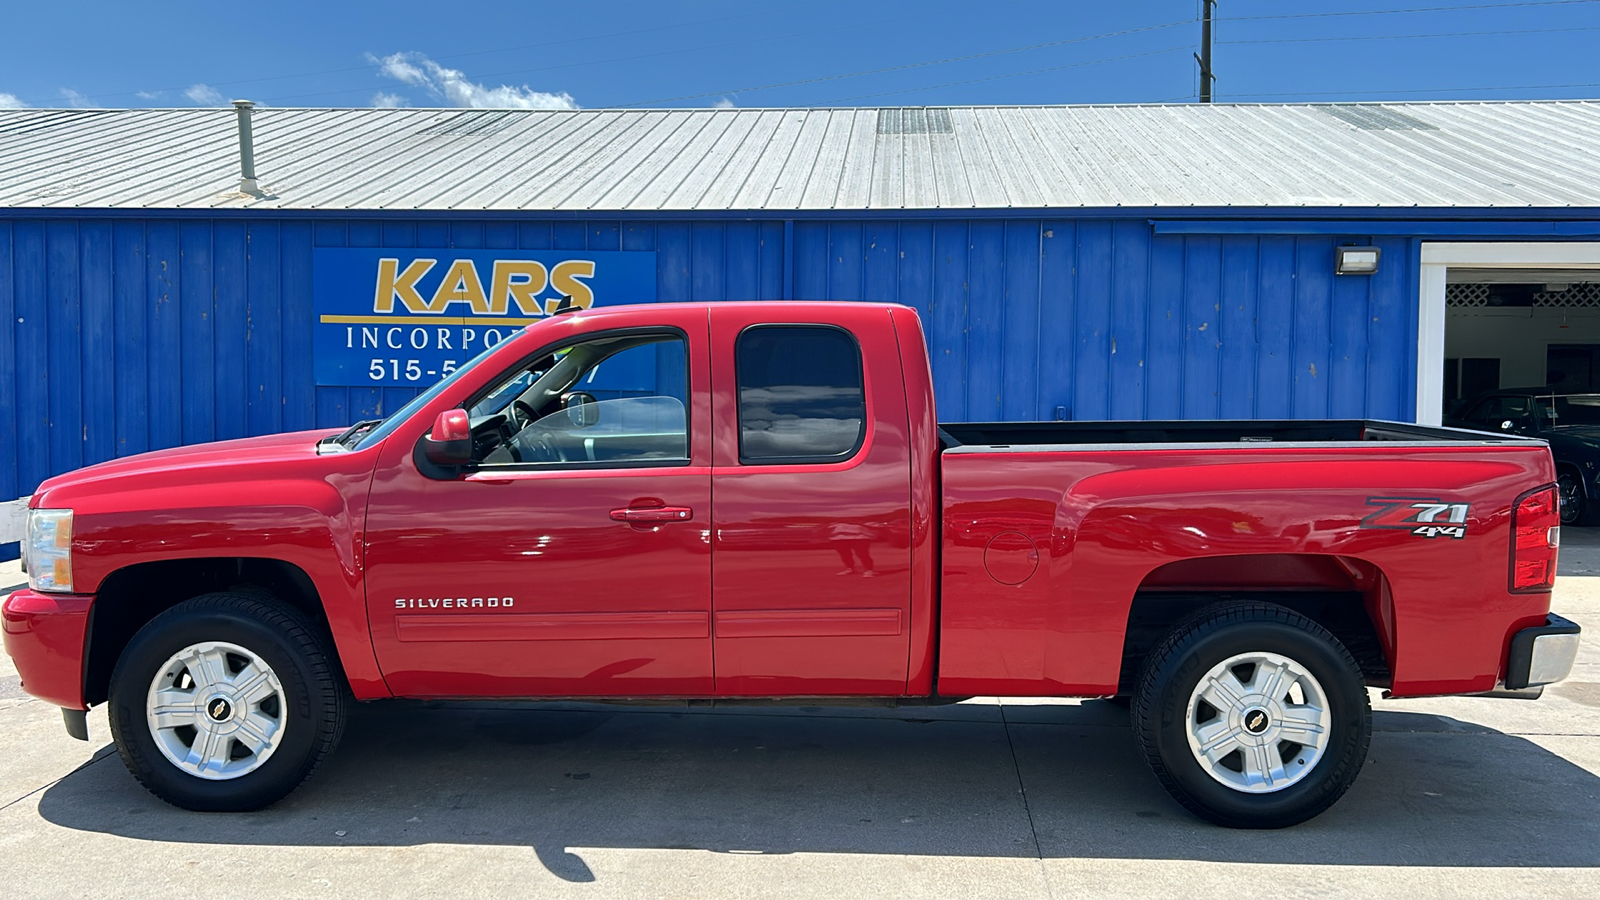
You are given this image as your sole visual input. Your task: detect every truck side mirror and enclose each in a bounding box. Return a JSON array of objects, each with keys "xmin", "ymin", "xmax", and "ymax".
[
  {"xmin": 422, "ymin": 408, "xmax": 472, "ymax": 467},
  {"xmin": 564, "ymin": 391, "xmax": 599, "ymax": 427}
]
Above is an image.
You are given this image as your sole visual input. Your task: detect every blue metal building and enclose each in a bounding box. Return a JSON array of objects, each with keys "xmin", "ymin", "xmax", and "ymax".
[{"xmin": 6, "ymin": 101, "xmax": 1600, "ymax": 557}]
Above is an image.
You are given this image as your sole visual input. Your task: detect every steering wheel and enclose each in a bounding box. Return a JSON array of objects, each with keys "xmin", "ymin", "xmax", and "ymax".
[
  {"xmin": 527, "ymin": 433, "xmax": 567, "ymax": 463},
  {"xmin": 510, "ymin": 399, "xmax": 540, "ymax": 429}
]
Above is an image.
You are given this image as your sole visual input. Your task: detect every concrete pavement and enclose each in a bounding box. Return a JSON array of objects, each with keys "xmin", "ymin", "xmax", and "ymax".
[{"xmin": 2, "ymin": 540, "xmax": 1599, "ymax": 899}]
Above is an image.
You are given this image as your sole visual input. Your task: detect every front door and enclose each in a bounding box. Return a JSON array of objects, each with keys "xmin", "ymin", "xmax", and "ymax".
[
  {"xmin": 364, "ymin": 313, "xmax": 714, "ymax": 697},
  {"xmin": 708, "ymin": 306, "xmax": 913, "ymax": 695}
]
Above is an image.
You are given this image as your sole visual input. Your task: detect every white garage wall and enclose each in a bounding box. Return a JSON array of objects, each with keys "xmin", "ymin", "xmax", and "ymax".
[
  {"xmin": 1446, "ymin": 306, "xmax": 1600, "ymax": 388},
  {"xmin": 1, "ymin": 497, "xmax": 27, "ymax": 545}
]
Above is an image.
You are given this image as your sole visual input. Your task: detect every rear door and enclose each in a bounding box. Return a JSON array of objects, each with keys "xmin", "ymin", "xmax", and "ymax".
[{"xmin": 708, "ymin": 305, "xmax": 913, "ymax": 695}]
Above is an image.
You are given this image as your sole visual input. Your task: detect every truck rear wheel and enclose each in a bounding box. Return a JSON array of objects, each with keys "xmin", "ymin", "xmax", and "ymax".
[
  {"xmin": 1131, "ymin": 602, "xmax": 1370, "ymax": 828},
  {"xmin": 107, "ymin": 592, "xmax": 346, "ymax": 811}
]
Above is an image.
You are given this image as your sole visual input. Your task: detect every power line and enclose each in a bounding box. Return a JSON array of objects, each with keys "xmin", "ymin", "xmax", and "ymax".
[
  {"xmin": 1226, "ymin": 82, "xmax": 1600, "ymax": 99},
  {"xmin": 1221, "ymin": 23, "xmax": 1600, "ymax": 43},
  {"xmin": 86, "ymin": 0, "xmax": 1600, "ymax": 109},
  {"xmin": 1226, "ymin": 0, "xmax": 1600, "ymax": 20},
  {"xmin": 87, "ymin": 11, "xmax": 768, "ymax": 102},
  {"xmin": 606, "ymin": 19, "xmax": 1197, "ymax": 107},
  {"xmin": 607, "ymin": 1, "xmax": 1600, "ymax": 108},
  {"xmin": 825, "ymin": 47, "xmax": 1192, "ymax": 104}
]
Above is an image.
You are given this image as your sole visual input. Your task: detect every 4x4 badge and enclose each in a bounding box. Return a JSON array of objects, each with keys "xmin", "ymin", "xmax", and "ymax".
[{"xmin": 1361, "ymin": 497, "xmax": 1470, "ymax": 539}]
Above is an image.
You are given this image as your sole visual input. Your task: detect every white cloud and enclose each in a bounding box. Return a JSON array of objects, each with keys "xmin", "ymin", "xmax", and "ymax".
[
  {"xmin": 184, "ymin": 83, "xmax": 224, "ymax": 105},
  {"xmin": 135, "ymin": 90, "xmax": 161, "ymax": 100},
  {"xmin": 370, "ymin": 52, "xmax": 427, "ymax": 87},
  {"xmin": 372, "ymin": 91, "xmax": 409, "ymax": 108},
  {"xmin": 60, "ymin": 88, "xmax": 93, "ymax": 108},
  {"xmin": 713, "ymin": 97, "xmax": 736, "ymax": 109},
  {"xmin": 370, "ymin": 51, "xmax": 577, "ymax": 109},
  {"xmin": 0, "ymin": 92, "xmax": 28, "ymax": 109}
]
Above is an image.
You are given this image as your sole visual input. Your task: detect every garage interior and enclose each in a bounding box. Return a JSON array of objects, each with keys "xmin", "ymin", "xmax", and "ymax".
[{"xmin": 1445, "ymin": 268, "xmax": 1600, "ymax": 413}]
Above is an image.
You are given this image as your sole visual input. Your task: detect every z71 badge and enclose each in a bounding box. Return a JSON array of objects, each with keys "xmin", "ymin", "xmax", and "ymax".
[{"xmin": 1361, "ymin": 497, "xmax": 1471, "ymax": 539}]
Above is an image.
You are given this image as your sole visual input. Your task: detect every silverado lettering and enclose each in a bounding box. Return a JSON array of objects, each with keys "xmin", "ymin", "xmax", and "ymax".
[{"xmin": 394, "ymin": 597, "xmax": 515, "ymax": 609}]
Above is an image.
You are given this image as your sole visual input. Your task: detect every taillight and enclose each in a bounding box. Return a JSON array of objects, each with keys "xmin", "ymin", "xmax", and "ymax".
[{"xmin": 1510, "ymin": 486, "xmax": 1560, "ymax": 592}]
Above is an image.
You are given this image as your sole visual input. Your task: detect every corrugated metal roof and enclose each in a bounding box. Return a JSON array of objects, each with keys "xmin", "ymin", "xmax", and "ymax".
[{"xmin": 2, "ymin": 101, "xmax": 1599, "ymax": 212}]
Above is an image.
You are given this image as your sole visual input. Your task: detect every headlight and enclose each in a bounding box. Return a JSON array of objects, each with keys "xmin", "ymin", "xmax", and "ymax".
[{"xmin": 26, "ymin": 509, "xmax": 74, "ymax": 593}]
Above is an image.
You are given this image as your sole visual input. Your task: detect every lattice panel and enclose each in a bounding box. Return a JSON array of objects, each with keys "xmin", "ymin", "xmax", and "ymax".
[{"xmin": 1447, "ymin": 283, "xmax": 1600, "ymax": 308}]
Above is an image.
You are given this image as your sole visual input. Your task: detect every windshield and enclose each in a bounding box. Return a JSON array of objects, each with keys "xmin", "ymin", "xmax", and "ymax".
[
  {"xmin": 1540, "ymin": 394, "xmax": 1600, "ymax": 426},
  {"xmin": 351, "ymin": 339, "xmax": 508, "ymax": 452}
]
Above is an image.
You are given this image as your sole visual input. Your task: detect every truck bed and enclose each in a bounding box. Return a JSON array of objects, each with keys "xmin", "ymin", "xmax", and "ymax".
[
  {"xmin": 932, "ymin": 418, "xmax": 1556, "ymax": 699},
  {"xmin": 937, "ymin": 418, "xmax": 1541, "ymax": 449}
]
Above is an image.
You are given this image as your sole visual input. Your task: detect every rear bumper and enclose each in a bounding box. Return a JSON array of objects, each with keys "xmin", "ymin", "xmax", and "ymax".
[
  {"xmin": 1, "ymin": 588, "xmax": 92, "ymax": 710},
  {"xmin": 1505, "ymin": 613, "xmax": 1582, "ymax": 691}
]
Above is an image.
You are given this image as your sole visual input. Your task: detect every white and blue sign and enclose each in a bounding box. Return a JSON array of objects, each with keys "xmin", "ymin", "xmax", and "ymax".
[{"xmin": 313, "ymin": 248, "xmax": 657, "ymax": 387}]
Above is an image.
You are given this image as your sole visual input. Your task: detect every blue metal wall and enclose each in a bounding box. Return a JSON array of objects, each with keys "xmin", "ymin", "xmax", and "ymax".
[{"xmin": 0, "ymin": 214, "xmax": 1423, "ymax": 556}]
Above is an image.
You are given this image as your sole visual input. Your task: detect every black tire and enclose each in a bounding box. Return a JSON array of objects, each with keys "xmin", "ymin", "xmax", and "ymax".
[
  {"xmin": 1558, "ymin": 470, "xmax": 1594, "ymax": 526},
  {"xmin": 1131, "ymin": 602, "xmax": 1370, "ymax": 829},
  {"xmin": 107, "ymin": 592, "xmax": 347, "ymax": 811}
]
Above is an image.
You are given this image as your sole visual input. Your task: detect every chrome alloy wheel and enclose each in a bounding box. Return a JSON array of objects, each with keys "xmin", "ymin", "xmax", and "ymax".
[
  {"xmin": 1184, "ymin": 651, "xmax": 1331, "ymax": 794},
  {"xmin": 146, "ymin": 641, "xmax": 287, "ymax": 780}
]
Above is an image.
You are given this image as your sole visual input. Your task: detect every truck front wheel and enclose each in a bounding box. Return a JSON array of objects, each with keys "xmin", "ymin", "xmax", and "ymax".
[
  {"xmin": 107, "ymin": 592, "xmax": 347, "ymax": 811},
  {"xmin": 1131, "ymin": 602, "xmax": 1371, "ymax": 828}
]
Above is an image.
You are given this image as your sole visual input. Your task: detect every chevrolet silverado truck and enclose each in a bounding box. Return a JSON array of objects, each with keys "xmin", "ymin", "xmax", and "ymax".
[{"xmin": 3, "ymin": 301, "xmax": 1583, "ymax": 828}]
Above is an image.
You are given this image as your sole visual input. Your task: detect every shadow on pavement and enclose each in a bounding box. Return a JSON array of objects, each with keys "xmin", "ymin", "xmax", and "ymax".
[{"xmin": 34, "ymin": 700, "xmax": 1600, "ymax": 878}]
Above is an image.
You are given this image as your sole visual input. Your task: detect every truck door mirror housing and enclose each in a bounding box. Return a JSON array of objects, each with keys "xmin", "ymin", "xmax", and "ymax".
[
  {"xmin": 564, "ymin": 392, "xmax": 599, "ymax": 427},
  {"xmin": 423, "ymin": 409, "xmax": 472, "ymax": 467}
]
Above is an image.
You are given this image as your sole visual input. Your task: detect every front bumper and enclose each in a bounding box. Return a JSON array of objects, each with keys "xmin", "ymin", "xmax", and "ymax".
[
  {"xmin": 1, "ymin": 588, "xmax": 92, "ymax": 710},
  {"xmin": 1505, "ymin": 613, "xmax": 1582, "ymax": 691}
]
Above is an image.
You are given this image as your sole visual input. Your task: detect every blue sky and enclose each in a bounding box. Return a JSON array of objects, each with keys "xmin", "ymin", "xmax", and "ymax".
[{"xmin": 3, "ymin": 0, "xmax": 1599, "ymax": 110}]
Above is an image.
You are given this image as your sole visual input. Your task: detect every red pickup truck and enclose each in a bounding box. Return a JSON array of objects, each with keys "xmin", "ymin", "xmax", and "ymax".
[{"xmin": 3, "ymin": 301, "xmax": 1582, "ymax": 828}]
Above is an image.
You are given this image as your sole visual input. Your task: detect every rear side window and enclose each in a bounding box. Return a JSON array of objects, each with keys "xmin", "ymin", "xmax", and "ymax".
[{"xmin": 736, "ymin": 325, "xmax": 866, "ymax": 464}]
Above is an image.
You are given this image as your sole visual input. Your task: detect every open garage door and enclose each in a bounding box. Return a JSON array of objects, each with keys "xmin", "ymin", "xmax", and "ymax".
[
  {"xmin": 1419, "ymin": 243, "xmax": 1600, "ymax": 425},
  {"xmin": 1423, "ymin": 243, "xmax": 1600, "ymax": 526},
  {"xmin": 1445, "ymin": 274, "xmax": 1600, "ymax": 410}
]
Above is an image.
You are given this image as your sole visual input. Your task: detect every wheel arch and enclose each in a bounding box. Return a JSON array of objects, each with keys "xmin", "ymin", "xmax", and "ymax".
[
  {"xmin": 84, "ymin": 557, "xmax": 331, "ymax": 706},
  {"xmin": 1118, "ymin": 553, "xmax": 1397, "ymax": 695}
]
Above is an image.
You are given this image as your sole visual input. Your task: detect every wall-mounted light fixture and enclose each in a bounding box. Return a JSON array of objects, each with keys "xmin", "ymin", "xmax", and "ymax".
[{"xmin": 1336, "ymin": 246, "xmax": 1381, "ymax": 275}]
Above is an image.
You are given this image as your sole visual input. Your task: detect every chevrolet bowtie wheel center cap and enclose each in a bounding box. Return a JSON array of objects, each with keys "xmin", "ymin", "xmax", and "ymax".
[
  {"xmin": 206, "ymin": 697, "xmax": 233, "ymax": 722},
  {"xmin": 1243, "ymin": 707, "xmax": 1271, "ymax": 735}
]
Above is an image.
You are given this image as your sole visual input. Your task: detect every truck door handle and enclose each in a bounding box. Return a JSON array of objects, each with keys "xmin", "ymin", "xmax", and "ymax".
[{"xmin": 610, "ymin": 506, "xmax": 694, "ymax": 522}]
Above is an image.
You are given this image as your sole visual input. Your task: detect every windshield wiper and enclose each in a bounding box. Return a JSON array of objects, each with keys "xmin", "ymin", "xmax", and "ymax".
[{"xmin": 320, "ymin": 418, "xmax": 385, "ymax": 451}]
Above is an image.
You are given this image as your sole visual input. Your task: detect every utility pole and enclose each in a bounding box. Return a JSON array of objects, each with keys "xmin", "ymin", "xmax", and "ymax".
[{"xmin": 1196, "ymin": 0, "xmax": 1216, "ymax": 103}]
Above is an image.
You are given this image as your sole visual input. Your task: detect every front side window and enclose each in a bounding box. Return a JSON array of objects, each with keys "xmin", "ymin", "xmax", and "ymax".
[
  {"xmin": 471, "ymin": 332, "xmax": 689, "ymax": 466},
  {"xmin": 736, "ymin": 325, "xmax": 866, "ymax": 464}
]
